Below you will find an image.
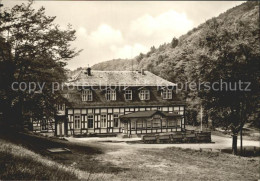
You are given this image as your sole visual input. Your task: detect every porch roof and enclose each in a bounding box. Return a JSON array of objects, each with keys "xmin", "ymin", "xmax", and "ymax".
[{"xmin": 120, "ymin": 110, "xmax": 181, "ymax": 120}]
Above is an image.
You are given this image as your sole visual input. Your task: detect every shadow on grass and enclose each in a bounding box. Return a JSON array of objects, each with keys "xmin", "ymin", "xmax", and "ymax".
[
  {"xmin": 0, "ymin": 151, "xmax": 78, "ymax": 180},
  {"xmin": 221, "ymin": 146, "xmax": 260, "ymax": 157},
  {"xmin": 0, "ymin": 129, "xmax": 102, "ymax": 155},
  {"xmin": 0, "ymin": 128, "xmax": 130, "ymax": 175}
]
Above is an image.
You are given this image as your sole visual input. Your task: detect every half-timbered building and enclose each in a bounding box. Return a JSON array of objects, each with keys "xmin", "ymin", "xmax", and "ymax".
[{"xmin": 32, "ymin": 68, "xmax": 186, "ymax": 137}]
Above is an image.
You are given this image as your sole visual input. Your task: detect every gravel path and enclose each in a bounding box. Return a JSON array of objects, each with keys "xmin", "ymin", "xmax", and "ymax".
[{"xmin": 67, "ymin": 135, "xmax": 260, "ymax": 151}]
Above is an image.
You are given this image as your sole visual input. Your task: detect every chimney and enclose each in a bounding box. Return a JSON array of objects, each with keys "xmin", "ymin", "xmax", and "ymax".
[
  {"xmin": 87, "ymin": 67, "xmax": 91, "ymax": 76},
  {"xmin": 141, "ymin": 68, "xmax": 145, "ymax": 75}
]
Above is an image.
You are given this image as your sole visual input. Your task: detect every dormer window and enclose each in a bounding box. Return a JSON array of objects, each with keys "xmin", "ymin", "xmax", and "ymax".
[
  {"xmin": 162, "ymin": 89, "xmax": 172, "ymax": 99},
  {"xmin": 139, "ymin": 90, "xmax": 150, "ymax": 100},
  {"xmin": 125, "ymin": 90, "xmax": 132, "ymax": 100},
  {"xmin": 106, "ymin": 89, "xmax": 116, "ymax": 101},
  {"xmin": 62, "ymin": 93, "xmax": 70, "ymax": 99},
  {"xmin": 82, "ymin": 90, "xmax": 93, "ymax": 101},
  {"xmin": 57, "ymin": 104, "xmax": 65, "ymax": 111}
]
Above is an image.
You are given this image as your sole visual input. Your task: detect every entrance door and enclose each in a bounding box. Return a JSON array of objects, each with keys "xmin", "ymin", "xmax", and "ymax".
[
  {"xmin": 59, "ymin": 122, "xmax": 63, "ymax": 135},
  {"xmin": 55, "ymin": 115, "xmax": 66, "ymax": 136},
  {"xmin": 123, "ymin": 123, "xmax": 128, "ymax": 134}
]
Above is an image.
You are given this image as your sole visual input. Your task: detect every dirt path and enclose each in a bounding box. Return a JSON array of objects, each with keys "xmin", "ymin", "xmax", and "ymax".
[
  {"xmin": 1, "ymin": 130, "xmax": 259, "ymax": 180},
  {"xmin": 67, "ymin": 135, "xmax": 260, "ymax": 181},
  {"xmin": 67, "ymin": 134, "xmax": 260, "ymax": 151}
]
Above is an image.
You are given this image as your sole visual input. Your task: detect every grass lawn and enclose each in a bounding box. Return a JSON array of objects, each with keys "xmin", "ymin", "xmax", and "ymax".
[
  {"xmin": 0, "ymin": 139, "xmax": 79, "ymax": 180},
  {"xmin": 0, "ymin": 130, "xmax": 259, "ymax": 180}
]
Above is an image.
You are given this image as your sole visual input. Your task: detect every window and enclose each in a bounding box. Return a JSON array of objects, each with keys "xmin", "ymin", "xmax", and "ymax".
[
  {"xmin": 101, "ymin": 115, "xmax": 107, "ymax": 128},
  {"xmin": 106, "ymin": 90, "xmax": 116, "ymax": 101},
  {"xmin": 87, "ymin": 115, "xmax": 94, "ymax": 128},
  {"xmin": 57, "ymin": 104, "xmax": 65, "ymax": 111},
  {"xmin": 162, "ymin": 118, "xmax": 167, "ymax": 127},
  {"xmin": 62, "ymin": 94, "xmax": 70, "ymax": 99},
  {"xmin": 131, "ymin": 121, "xmax": 136, "ymax": 129},
  {"xmin": 137, "ymin": 120, "xmax": 143, "ymax": 128},
  {"xmin": 114, "ymin": 114, "xmax": 119, "ymax": 127},
  {"xmin": 74, "ymin": 115, "xmax": 81, "ymax": 129},
  {"xmin": 125, "ymin": 90, "xmax": 132, "ymax": 100},
  {"xmin": 168, "ymin": 119, "xmax": 176, "ymax": 127},
  {"xmin": 41, "ymin": 119, "xmax": 48, "ymax": 131},
  {"xmin": 152, "ymin": 115, "xmax": 161, "ymax": 127},
  {"xmin": 82, "ymin": 90, "xmax": 93, "ymax": 101},
  {"xmin": 147, "ymin": 120, "xmax": 151, "ymax": 128},
  {"xmin": 139, "ymin": 90, "xmax": 150, "ymax": 100},
  {"xmin": 162, "ymin": 89, "xmax": 172, "ymax": 99},
  {"xmin": 177, "ymin": 118, "xmax": 182, "ymax": 127}
]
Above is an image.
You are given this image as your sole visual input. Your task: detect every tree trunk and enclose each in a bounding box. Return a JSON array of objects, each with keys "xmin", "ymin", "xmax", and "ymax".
[
  {"xmin": 240, "ymin": 129, "xmax": 243, "ymax": 156},
  {"xmin": 232, "ymin": 134, "xmax": 238, "ymax": 155}
]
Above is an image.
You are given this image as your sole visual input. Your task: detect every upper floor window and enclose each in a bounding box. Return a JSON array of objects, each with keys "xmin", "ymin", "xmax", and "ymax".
[
  {"xmin": 125, "ymin": 90, "xmax": 132, "ymax": 100},
  {"xmin": 139, "ymin": 90, "xmax": 150, "ymax": 100},
  {"xmin": 82, "ymin": 90, "xmax": 93, "ymax": 101},
  {"xmin": 62, "ymin": 93, "xmax": 70, "ymax": 99},
  {"xmin": 162, "ymin": 89, "xmax": 172, "ymax": 99},
  {"xmin": 57, "ymin": 104, "xmax": 65, "ymax": 111},
  {"xmin": 106, "ymin": 90, "xmax": 116, "ymax": 101}
]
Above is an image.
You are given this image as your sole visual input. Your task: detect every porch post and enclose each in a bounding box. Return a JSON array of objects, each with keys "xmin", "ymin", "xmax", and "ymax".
[
  {"xmin": 166, "ymin": 118, "xmax": 168, "ymax": 132},
  {"xmin": 135, "ymin": 120, "xmax": 137, "ymax": 134},
  {"xmin": 184, "ymin": 106, "xmax": 186, "ymax": 130},
  {"xmin": 161, "ymin": 117, "xmax": 162, "ymax": 133},
  {"xmin": 146, "ymin": 119, "xmax": 147, "ymax": 134},
  {"xmin": 141, "ymin": 120, "xmax": 143, "ymax": 134},
  {"xmin": 129, "ymin": 120, "xmax": 131, "ymax": 136},
  {"xmin": 176, "ymin": 118, "xmax": 177, "ymax": 132}
]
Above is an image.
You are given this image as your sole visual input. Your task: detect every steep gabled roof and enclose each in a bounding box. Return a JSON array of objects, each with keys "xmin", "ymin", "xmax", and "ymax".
[{"xmin": 66, "ymin": 70, "xmax": 176, "ymax": 87}]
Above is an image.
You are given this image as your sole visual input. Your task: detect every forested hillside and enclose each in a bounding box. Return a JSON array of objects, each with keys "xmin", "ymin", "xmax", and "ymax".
[
  {"xmin": 91, "ymin": 1, "xmax": 259, "ymax": 130},
  {"xmin": 92, "ymin": 1, "xmax": 259, "ymax": 82}
]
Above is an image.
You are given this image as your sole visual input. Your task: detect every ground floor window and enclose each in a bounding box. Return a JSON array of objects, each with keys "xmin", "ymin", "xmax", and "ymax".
[
  {"xmin": 74, "ymin": 115, "xmax": 81, "ymax": 129},
  {"xmin": 162, "ymin": 118, "xmax": 167, "ymax": 127},
  {"xmin": 88, "ymin": 115, "xmax": 94, "ymax": 128},
  {"xmin": 177, "ymin": 118, "xmax": 182, "ymax": 126},
  {"xmin": 137, "ymin": 120, "xmax": 143, "ymax": 128},
  {"xmin": 152, "ymin": 118, "xmax": 160, "ymax": 128},
  {"xmin": 41, "ymin": 119, "xmax": 48, "ymax": 131},
  {"xmin": 147, "ymin": 120, "xmax": 151, "ymax": 128},
  {"xmin": 101, "ymin": 115, "xmax": 107, "ymax": 128},
  {"xmin": 131, "ymin": 121, "xmax": 136, "ymax": 129},
  {"xmin": 168, "ymin": 119, "xmax": 176, "ymax": 127},
  {"xmin": 114, "ymin": 114, "xmax": 119, "ymax": 127},
  {"xmin": 152, "ymin": 115, "xmax": 161, "ymax": 128}
]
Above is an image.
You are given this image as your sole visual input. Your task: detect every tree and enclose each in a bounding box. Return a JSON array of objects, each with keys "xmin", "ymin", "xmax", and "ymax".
[
  {"xmin": 171, "ymin": 37, "xmax": 178, "ymax": 48},
  {"xmin": 0, "ymin": 2, "xmax": 81, "ymax": 128},
  {"xmin": 136, "ymin": 53, "xmax": 144, "ymax": 64},
  {"xmin": 197, "ymin": 14, "xmax": 259, "ymax": 154},
  {"xmin": 186, "ymin": 109, "xmax": 198, "ymax": 126}
]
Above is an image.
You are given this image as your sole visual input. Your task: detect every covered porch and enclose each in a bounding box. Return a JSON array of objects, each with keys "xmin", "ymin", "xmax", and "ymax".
[{"xmin": 120, "ymin": 110, "xmax": 184, "ymax": 137}]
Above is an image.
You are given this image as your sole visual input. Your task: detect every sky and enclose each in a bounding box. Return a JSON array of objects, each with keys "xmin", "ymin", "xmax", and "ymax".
[{"xmin": 2, "ymin": 0, "xmax": 244, "ymax": 70}]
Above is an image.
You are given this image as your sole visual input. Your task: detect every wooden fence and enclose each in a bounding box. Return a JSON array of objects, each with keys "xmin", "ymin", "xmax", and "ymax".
[{"xmin": 142, "ymin": 131, "xmax": 211, "ymax": 144}]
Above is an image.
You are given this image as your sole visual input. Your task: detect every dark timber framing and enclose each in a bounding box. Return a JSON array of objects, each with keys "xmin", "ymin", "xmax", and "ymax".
[{"xmin": 31, "ymin": 69, "xmax": 186, "ymax": 136}]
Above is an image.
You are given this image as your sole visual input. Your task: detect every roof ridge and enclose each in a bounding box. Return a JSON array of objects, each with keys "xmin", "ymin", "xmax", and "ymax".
[{"xmin": 67, "ymin": 69, "xmax": 176, "ymax": 86}]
